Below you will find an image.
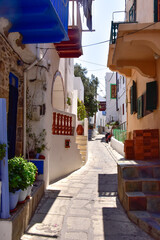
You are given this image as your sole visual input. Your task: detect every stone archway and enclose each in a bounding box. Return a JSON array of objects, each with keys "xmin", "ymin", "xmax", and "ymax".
[{"xmin": 51, "ymin": 71, "xmax": 65, "ymax": 111}]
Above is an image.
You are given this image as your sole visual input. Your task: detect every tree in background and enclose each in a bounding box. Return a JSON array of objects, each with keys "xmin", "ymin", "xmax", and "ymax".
[
  {"xmin": 74, "ymin": 63, "xmax": 99, "ymax": 117},
  {"xmin": 77, "ymin": 98, "xmax": 87, "ymax": 120}
]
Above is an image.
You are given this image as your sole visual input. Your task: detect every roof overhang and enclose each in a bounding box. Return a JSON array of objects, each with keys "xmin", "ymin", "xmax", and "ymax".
[
  {"xmin": 0, "ymin": 0, "xmax": 69, "ymax": 44},
  {"xmin": 107, "ymin": 22, "xmax": 160, "ymax": 78}
]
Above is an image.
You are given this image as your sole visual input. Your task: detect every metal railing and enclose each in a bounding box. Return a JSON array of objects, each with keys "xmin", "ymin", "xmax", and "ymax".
[
  {"xmin": 113, "ymin": 129, "xmax": 127, "ymax": 143},
  {"xmin": 110, "ymin": 21, "xmax": 120, "ymax": 44},
  {"xmin": 68, "ymin": 0, "xmax": 82, "ymax": 39}
]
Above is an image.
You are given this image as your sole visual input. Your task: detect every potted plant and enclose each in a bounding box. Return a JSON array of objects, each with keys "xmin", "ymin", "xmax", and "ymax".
[
  {"xmin": 8, "ymin": 157, "xmax": 37, "ymax": 209},
  {"xmin": 27, "ymin": 129, "xmax": 47, "ymax": 159},
  {"xmin": 26, "ymin": 161, "xmax": 37, "ymax": 198},
  {"xmin": 0, "ymin": 143, "xmax": 6, "ymax": 160},
  {"xmin": 8, "ymin": 157, "xmax": 23, "ymax": 210},
  {"xmin": 18, "ymin": 157, "xmax": 37, "ymax": 203}
]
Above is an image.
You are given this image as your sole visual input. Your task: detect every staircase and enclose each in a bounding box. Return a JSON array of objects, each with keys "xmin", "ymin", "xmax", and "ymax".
[
  {"xmin": 118, "ymin": 160, "xmax": 160, "ymax": 239},
  {"xmin": 76, "ymin": 135, "xmax": 88, "ymax": 165}
]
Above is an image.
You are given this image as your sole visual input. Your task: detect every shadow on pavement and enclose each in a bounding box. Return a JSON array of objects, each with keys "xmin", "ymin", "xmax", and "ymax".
[
  {"xmin": 102, "ymin": 204, "xmax": 132, "ymax": 239},
  {"xmin": 101, "ymin": 137, "xmax": 106, "ymax": 142},
  {"xmin": 98, "ymin": 174, "xmax": 118, "ymax": 197},
  {"xmin": 25, "ymin": 189, "xmax": 61, "ymax": 238}
]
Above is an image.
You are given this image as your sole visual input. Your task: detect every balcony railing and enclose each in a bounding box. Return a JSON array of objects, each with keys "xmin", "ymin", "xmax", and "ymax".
[
  {"xmin": 52, "ymin": 111, "xmax": 75, "ymax": 136},
  {"xmin": 54, "ymin": 0, "xmax": 83, "ymax": 58},
  {"xmin": 69, "ymin": 0, "xmax": 82, "ymax": 30},
  {"xmin": 110, "ymin": 21, "xmax": 120, "ymax": 44},
  {"xmin": 113, "ymin": 129, "xmax": 127, "ymax": 143}
]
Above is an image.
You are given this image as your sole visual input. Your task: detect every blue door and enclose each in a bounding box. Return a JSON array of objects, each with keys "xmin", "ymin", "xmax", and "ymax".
[{"xmin": 8, "ymin": 73, "xmax": 18, "ymax": 159}]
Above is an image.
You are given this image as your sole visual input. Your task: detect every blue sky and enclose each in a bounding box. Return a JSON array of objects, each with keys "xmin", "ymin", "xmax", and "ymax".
[{"xmin": 75, "ymin": 0, "xmax": 125, "ymax": 96}]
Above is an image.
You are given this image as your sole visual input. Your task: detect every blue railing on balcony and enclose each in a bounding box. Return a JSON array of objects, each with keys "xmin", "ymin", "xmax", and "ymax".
[
  {"xmin": 110, "ymin": 21, "xmax": 120, "ymax": 44},
  {"xmin": 0, "ymin": 0, "xmax": 69, "ymax": 44}
]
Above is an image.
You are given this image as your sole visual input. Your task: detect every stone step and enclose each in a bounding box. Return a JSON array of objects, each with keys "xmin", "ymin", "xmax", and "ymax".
[
  {"xmin": 124, "ymin": 178, "xmax": 160, "ymax": 192},
  {"xmin": 76, "ymin": 135, "xmax": 87, "ymax": 140},
  {"xmin": 78, "ymin": 145, "xmax": 87, "ymax": 150},
  {"xmin": 81, "ymin": 155, "xmax": 86, "ymax": 159},
  {"xmin": 128, "ymin": 211, "xmax": 160, "ymax": 239},
  {"xmin": 121, "ymin": 164, "xmax": 160, "ymax": 180},
  {"xmin": 80, "ymin": 150, "xmax": 87, "ymax": 155},
  {"xmin": 76, "ymin": 139, "xmax": 88, "ymax": 145},
  {"xmin": 125, "ymin": 192, "xmax": 160, "ymax": 212}
]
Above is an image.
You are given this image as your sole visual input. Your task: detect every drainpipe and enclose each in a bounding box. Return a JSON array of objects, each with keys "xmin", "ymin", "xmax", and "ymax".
[{"xmin": 23, "ymin": 44, "xmax": 41, "ymax": 157}]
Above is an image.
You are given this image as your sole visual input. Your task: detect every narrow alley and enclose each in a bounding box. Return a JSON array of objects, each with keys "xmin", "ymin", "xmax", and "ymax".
[{"xmin": 21, "ymin": 135, "xmax": 153, "ymax": 240}]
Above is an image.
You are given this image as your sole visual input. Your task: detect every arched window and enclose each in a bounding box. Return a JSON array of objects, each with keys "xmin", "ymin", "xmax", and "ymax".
[{"xmin": 51, "ymin": 71, "xmax": 65, "ymax": 111}]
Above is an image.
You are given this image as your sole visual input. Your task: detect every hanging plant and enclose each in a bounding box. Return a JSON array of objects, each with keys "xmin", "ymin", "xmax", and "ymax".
[
  {"xmin": 67, "ymin": 97, "xmax": 72, "ymax": 106},
  {"xmin": 0, "ymin": 143, "xmax": 6, "ymax": 160}
]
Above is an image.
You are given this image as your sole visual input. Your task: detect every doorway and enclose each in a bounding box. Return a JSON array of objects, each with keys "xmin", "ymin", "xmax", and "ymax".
[{"xmin": 8, "ymin": 73, "xmax": 19, "ymax": 159}]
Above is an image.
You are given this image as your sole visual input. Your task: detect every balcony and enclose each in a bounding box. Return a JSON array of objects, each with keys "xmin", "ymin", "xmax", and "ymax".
[
  {"xmin": 54, "ymin": 0, "xmax": 83, "ymax": 58},
  {"xmin": 0, "ymin": 0, "xmax": 69, "ymax": 44},
  {"xmin": 108, "ymin": 20, "xmax": 160, "ymax": 78}
]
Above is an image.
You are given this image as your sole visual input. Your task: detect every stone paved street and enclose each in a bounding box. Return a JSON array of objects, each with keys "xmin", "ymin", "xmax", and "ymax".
[{"xmin": 21, "ymin": 135, "xmax": 153, "ymax": 240}]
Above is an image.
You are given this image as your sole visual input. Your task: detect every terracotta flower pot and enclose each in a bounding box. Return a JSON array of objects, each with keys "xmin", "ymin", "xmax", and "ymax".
[{"xmin": 76, "ymin": 124, "xmax": 84, "ymax": 135}]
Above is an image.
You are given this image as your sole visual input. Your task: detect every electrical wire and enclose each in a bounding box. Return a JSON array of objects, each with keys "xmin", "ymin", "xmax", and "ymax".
[
  {"xmin": 75, "ymin": 59, "xmax": 107, "ymax": 67},
  {"xmin": 106, "ymin": 72, "xmax": 115, "ymax": 82},
  {"xmin": 36, "ymin": 22, "xmax": 157, "ymax": 51}
]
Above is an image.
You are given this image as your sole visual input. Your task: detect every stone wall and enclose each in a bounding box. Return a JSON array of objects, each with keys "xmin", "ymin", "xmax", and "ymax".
[{"xmin": 0, "ymin": 34, "xmax": 24, "ymax": 156}]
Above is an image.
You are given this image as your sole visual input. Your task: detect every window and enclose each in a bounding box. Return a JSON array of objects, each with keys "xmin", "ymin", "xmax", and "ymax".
[
  {"xmin": 146, "ymin": 81, "xmax": 157, "ymax": 111},
  {"xmin": 130, "ymin": 80, "xmax": 137, "ymax": 114},
  {"xmin": 137, "ymin": 95, "xmax": 143, "ymax": 119},
  {"xmin": 110, "ymin": 84, "xmax": 116, "ymax": 99},
  {"xmin": 122, "ymin": 104, "xmax": 124, "ymax": 115}
]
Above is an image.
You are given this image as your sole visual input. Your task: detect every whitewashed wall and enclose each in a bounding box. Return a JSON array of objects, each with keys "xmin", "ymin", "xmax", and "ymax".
[
  {"xmin": 96, "ymin": 95, "xmax": 106, "ymax": 132},
  {"xmin": 105, "ymin": 72, "xmax": 118, "ymax": 124},
  {"xmin": 111, "ymin": 137, "xmax": 125, "ymax": 157},
  {"xmin": 116, "ymin": 73, "xmax": 127, "ymax": 129},
  {"xmin": 74, "ymin": 76, "xmax": 84, "ymax": 102},
  {"xmin": 126, "ymin": 0, "xmax": 154, "ymax": 23},
  {"xmin": 26, "ymin": 44, "xmax": 82, "ymax": 187}
]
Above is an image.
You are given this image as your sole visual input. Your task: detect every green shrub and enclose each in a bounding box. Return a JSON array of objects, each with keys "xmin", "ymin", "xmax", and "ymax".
[
  {"xmin": 77, "ymin": 99, "xmax": 87, "ymax": 120},
  {"xmin": 8, "ymin": 156, "xmax": 37, "ymax": 193}
]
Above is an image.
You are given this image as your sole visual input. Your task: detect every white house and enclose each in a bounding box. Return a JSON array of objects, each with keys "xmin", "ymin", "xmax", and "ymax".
[
  {"xmin": 116, "ymin": 72, "xmax": 127, "ymax": 130},
  {"xmin": 96, "ymin": 95, "xmax": 106, "ymax": 133},
  {"xmin": 105, "ymin": 72, "xmax": 118, "ymax": 124},
  {"xmin": 74, "ymin": 76, "xmax": 84, "ymax": 102}
]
